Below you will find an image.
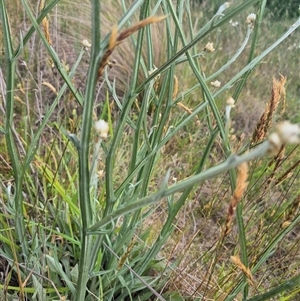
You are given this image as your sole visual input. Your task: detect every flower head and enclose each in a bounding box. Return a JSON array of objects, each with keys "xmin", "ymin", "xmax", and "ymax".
[
  {"xmin": 267, "ymin": 121, "xmax": 300, "ymax": 154},
  {"xmin": 211, "ymin": 80, "xmax": 221, "ymax": 88},
  {"xmin": 276, "ymin": 121, "xmax": 300, "ymax": 144},
  {"xmin": 95, "ymin": 120, "xmax": 109, "ymax": 139},
  {"xmin": 82, "ymin": 39, "xmax": 91, "ymax": 49},
  {"xmin": 204, "ymin": 42, "xmax": 215, "ymax": 53},
  {"xmin": 246, "ymin": 13, "xmax": 256, "ymax": 27},
  {"xmin": 226, "ymin": 97, "xmax": 235, "ymax": 107}
]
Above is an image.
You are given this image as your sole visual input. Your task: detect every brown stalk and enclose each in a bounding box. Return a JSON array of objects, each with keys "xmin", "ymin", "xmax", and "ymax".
[
  {"xmin": 223, "ymin": 162, "xmax": 249, "ymax": 237},
  {"xmin": 97, "ymin": 15, "xmax": 167, "ymax": 78},
  {"xmin": 251, "ymin": 75, "xmax": 286, "ymax": 145}
]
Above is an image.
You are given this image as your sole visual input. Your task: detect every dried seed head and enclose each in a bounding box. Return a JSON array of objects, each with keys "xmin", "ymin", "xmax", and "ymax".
[
  {"xmin": 211, "ymin": 80, "xmax": 221, "ymax": 88},
  {"xmin": 204, "ymin": 42, "xmax": 215, "ymax": 53},
  {"xmin": 95, "ymin": 120, "xmax": 109, "ymax": 139}
]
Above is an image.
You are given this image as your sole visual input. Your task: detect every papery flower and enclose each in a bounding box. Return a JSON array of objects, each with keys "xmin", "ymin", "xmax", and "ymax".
[
  {"xmin": 225, "ymin": 97, "xmax": 235, "ymax": 121},
  {"xmin": 82, "ymin": 39, "xmax": 91, "ymax": 48},
  {"xmin": 276, "ymin": 121, "xmax": 300, "ymax": 144},
  {"xmin": 95, "ymin": 119, "xmax": 109, "ymax": 139},
  {"xmin": 226, "ymin": 97, "xmax": 235, "ymax": 107},
  {"xmin": 211, "ymin": 80, "xmax": 221, "ymax": 88},
  {"xmin": 246, "ymin": 13, "xmax": 256, "ymax": 25},
  {"xmin": 267, "ymin": 121, "xmax": 300, "ymax": 154},
  {"xmin": 204, "ymin": 42, "xmax": 215, "ymax": 53}
]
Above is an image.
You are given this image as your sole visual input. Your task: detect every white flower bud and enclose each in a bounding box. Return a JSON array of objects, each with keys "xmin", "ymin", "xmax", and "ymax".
[
  {"xmin": 276, "ymin": 121, "xmax": 300, "ymax": 144},
  {"xmin": 246, "ymin": 13, "xmax": 256, "ymax": 25},
  {"xmin": 95, "ymin": 120, "xmax": 109, "ymax": 139},
  {"xmin": 82, "ymin": 39, "xmax": 91, "ymax": 48},
  {"xmin": 211, "ymin": 80, "xmax": 221, "ymax": 88},
  {"xmin": 226, "ymin": 97, "xmax": 235, "ymax": 107},
  {"xmin": 204, "ymin": 42, "xmax": 215, "ymax": 53}
]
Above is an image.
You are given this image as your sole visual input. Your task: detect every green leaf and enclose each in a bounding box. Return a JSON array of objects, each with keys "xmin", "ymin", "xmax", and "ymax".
[{"xmin": 46, "ymin": 254, "xmax": 76, "ymax": 295}]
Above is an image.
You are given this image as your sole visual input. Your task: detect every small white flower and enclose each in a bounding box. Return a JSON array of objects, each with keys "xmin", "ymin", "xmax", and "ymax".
[
  {"xmin": 246, "ymin": 13, "xmax": 256, "ymax": 25},
  {"xmin": 226, "ymin": 97, "xmax": 235, "ymax": 107},
  {"xmin": 204, "ymin": 42, "xmax": 215, "ymax": 53},
  {"xmin": 82, "ymin": 39, "xmax": 91, "ymax": 48},
  {"xmin": 211, "ymin": 80, "xmax": 221, "ymax": 88},
  {"xmin": 94, "ymin": 119, "xmax": 109, "ymax": 139},
  {"xmin": 225, "ymin": 97, "xmax": 235, "ymax": 121},
  {"xmin": 276, "ymin": 121, "xmax": 300, "ymax": 144}
]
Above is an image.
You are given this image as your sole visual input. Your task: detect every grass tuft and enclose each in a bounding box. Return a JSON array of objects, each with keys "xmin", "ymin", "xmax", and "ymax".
[{"xmin": 0, "ymin": 0, "xmax": 300, "ymax": 300}]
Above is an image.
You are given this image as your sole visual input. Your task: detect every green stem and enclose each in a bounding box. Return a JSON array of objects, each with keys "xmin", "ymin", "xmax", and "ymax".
[{"xmin": 75, "ymin": 0, "xmax": 101, "ymax": 300}]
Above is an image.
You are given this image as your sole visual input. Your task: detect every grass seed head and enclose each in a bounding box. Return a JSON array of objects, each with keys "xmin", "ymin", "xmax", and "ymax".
[
  {"xmin": 97, "ymin": 15, "xmax": 166, "ymax": 78},
  {"xmin": 231, "ymin": 255, "xmax": 255, "ymax": 286},
  {"xmin": 223, "ymin": 163, "xmax": 248, "ymax": 236},
  {"xmin": 251, "ymin": 76, "xmax": 286, "ymax": 145}
]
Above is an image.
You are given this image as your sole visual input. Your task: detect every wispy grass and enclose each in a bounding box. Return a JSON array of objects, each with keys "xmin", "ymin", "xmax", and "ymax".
[{"xmin": 0, "ymin": 0, "xmax": 300, "ymax": 300}]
